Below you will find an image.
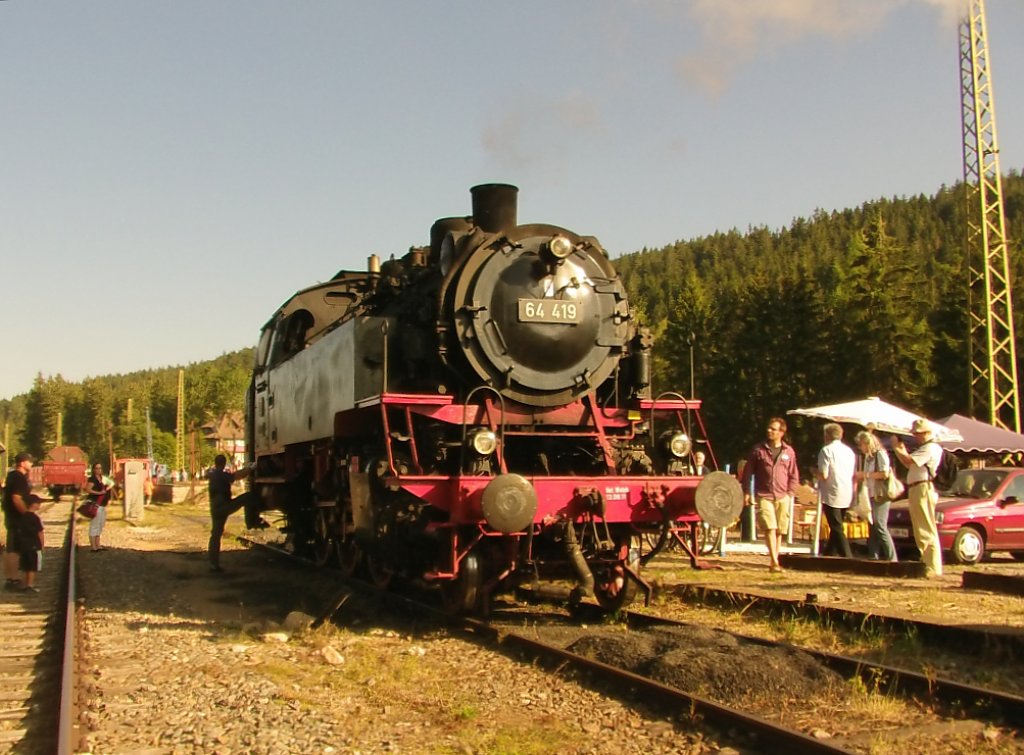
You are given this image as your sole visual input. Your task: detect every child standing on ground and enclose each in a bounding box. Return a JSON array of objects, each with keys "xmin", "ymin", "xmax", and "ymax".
[{"xmin": 18, "ymin": 498, "xmax": 44, "ymax": 593}]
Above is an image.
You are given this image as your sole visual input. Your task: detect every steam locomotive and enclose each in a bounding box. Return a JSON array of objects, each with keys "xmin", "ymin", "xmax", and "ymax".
[{"xmin": 247, "ymin": 184, "xmax": 741, "ymax": 613}]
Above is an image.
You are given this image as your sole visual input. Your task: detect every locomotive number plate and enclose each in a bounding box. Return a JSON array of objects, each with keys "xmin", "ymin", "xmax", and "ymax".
[{"xmin": 517, "ymin": 299, "xmax": 580, "ymax": 324}]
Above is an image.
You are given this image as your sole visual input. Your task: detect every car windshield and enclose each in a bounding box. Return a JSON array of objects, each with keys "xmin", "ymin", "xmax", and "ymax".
[{"xmin": 947, "ymin": 469, "xmax": 1006, "ymax": 499}]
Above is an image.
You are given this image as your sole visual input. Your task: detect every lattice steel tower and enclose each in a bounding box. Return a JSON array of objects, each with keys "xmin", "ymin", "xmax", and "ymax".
[{"xmin": 960, "ymin": 0, "xmax": 1020, "ymax": 431}]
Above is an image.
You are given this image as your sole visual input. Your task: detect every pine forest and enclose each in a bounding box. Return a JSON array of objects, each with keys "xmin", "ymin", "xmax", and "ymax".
[{"xmin": 3, "ymin": 171, "xmax": 1024, "ymax": 475}]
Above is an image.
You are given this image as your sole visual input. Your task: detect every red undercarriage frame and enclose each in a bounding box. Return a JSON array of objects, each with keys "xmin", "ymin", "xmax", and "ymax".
[{"xmin": 335, "ymin": 392, "xmax": 717, "ymax": 583}]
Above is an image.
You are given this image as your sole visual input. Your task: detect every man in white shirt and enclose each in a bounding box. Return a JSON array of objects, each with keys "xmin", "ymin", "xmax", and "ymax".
[
  {"xmin": 892, "ymin": 418, "xmax": 944, "ymax": 577},
  {"xmin": 817, "ymin": 423, "xmax": 856, "ymax": 557}
]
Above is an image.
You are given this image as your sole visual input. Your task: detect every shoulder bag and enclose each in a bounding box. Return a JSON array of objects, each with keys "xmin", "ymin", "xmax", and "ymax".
[
  {"xmin": 76, "ymin": 500, "xmax": 99, "ymax": 519},
  {"xmin": 885, "ymin": 467, "xmax": 905, "ymax": 501}
]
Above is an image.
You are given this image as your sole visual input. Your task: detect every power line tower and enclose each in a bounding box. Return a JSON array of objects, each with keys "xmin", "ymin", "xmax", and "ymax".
[
  {"xmin": 175, "ymin": 369, "xmax": 185, "ymax": 473},
  {"xmin": 960, "ymin": 0, "xmax": 1020, "ymax": 431}
]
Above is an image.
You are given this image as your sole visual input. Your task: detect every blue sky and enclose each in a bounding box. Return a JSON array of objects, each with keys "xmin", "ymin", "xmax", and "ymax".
[{"xmin": 3, "ymin": 0, "xmax": 1023, "ymax": 401}]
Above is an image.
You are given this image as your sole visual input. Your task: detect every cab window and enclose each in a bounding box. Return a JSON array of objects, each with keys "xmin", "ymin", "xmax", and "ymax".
[{"xmin": 255, "ymin": 327, "xmax": 274, "ymax": 371}]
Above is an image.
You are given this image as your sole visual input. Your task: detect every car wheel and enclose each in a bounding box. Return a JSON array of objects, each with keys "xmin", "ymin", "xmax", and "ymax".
[
  {"xmin": 1011, "ymin": 551, "xmax": 1024, "ymax": 562},
  {"xmin": 951, "ymin": 526, "xmax": 985, "ymax": 565}
]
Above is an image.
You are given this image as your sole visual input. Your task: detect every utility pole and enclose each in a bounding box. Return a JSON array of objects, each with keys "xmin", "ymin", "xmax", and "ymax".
[
  {"xmin": 687, "ymin": 332, "xmax": 696, "ymax": 398},
  {"xmin": 175, "ymin": 369, "xmax": 185, "ymax": 475},
  {"xmin": 146, "ymin": 407, "xmax": 154, "ymax": 466},
  {"xmin": 960, "ymin": 0, "xmax": 1020, "ymax": 431},
  {"xmin": 188, "ymin": 423, "xmax": 197, "ymax": 499}
]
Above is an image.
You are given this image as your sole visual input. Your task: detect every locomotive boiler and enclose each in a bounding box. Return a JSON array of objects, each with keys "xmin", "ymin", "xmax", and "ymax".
[{"xmin": 248, "ymin": 184, "xmax": 741, "ymax": 613}]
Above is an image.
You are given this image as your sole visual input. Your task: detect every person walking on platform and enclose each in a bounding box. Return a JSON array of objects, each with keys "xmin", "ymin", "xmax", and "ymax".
[
  {"xmin": 817, "ymin": 423, "xmax": 856, "ymax": 558},
  {"xmin": 892, "ymin": 419, "xmax": 944, "ymax": 577},
  {"xmin": 741, "ymin": 417, "xmax": 799, "ymax": 573},
  {"xmin": 207, "ymin": 455, "xmax": 253, "ymax": 573}
]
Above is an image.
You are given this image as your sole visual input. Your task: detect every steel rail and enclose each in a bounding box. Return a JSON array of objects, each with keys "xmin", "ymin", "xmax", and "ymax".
[{"xmin": 57, "ymin": 505, "xmax": 79, "ymax": 755}]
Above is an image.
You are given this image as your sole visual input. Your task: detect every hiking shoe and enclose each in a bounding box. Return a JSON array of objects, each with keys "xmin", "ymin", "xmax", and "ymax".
[
  {"xmin": 20, "ymin": 586, "xmax": 39, "ymax": 593},
  {"xmin": 210, "ymin": 565, "xmax": 224, "ymax": 573}
]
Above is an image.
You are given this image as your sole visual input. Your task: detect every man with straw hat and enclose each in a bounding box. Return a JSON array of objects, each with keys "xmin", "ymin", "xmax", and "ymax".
[{"xmin": 892, "ymin": 419, "xmax": 945, "ymax": 577}]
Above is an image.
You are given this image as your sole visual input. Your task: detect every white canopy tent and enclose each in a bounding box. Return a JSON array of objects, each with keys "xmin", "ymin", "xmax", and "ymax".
[{"xmin": 788, "ymin": 396, "xmax": 962, "ymax": 442}]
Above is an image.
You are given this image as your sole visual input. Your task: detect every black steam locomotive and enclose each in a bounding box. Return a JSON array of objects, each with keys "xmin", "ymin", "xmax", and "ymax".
[{"xmin": 247, "ymin": 184, "xmax": 739, "ymax": 613}]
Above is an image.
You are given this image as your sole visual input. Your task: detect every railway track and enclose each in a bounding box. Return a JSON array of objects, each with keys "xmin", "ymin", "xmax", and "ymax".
[
  {"xmin": 241, "ymin": 528, "xmax": 1024, "ymax": 750},
  {"xmin": 609, "ymin": 607, "xmax": 1024, "ymax": 727},
  {"xmin": 664, "ymin": 581, "xmax": 1024, "ymax": 657},
  {"xmin": 0, "ymin": 499, "xmax": 78, "ymax": 754},
  {"xmin": 243, "ymin": 534, "xmax": 968, "ymax": 753}
]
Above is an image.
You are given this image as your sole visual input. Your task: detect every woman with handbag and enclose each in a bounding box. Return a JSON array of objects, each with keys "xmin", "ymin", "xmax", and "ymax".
[
  {"xmin": 84, "ymin": 463, "xmax": 114, "ymax": 552},
  {"xmin": 854, "ymin": 431, "xmax": 898, "ymax": 562}
]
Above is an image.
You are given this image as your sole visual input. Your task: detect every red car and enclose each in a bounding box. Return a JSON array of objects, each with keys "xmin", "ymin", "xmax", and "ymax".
[{"xmin": 888, "ymin": 467, "xmax": 1024, "ymax": 565}]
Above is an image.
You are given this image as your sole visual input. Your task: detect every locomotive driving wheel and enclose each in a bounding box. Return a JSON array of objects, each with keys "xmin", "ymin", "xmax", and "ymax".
[
  {"xmin": 311, "ymin": 506, "xmax": 336, "ymax": 567},
  {"xmin": 365, "ymin": 550, "xmax": 393, "ymax": 589}
]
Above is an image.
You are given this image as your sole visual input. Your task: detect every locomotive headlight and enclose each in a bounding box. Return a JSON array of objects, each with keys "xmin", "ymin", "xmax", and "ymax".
[
  {"xmin": 546, "ymin": 235, "xmax": 573, "ymax": 260},
  {"xmin": 666, "ymin": 432, "xmax": 692, "ymax": 458},
  {"xmin": 469, "ymin": 429, "xmax": 498, "ymax": 456}
]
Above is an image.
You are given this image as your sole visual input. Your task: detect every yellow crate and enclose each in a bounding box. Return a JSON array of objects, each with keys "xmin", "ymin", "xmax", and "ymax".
[{"xmin": 819, "ymin": 518, "xmax": 869, "ymax": 540}]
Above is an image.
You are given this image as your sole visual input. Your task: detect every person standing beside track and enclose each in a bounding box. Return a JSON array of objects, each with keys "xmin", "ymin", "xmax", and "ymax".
[
  {"xmin": 817, "ymin": 423, "xmax": 856, "ymax": 558},
  {"xmin": 17, "ymin": 496, "xmax": 44, "ymax": 593},
  {"xmin": 854, "ymin": 430, "xmax": 897, "ymax": 562},
  {"xmin": 741, "ymin": 417, "xmax": 800, "ymax": 573},
  {"xmin": 85, "ymin": 463, "xmax": 114, "ymax": 552},
  {"xmin": 892, "ymin": 419, "xmax": 944, "ymax": 578},
  {"xmin": 207, "ymin": 454, "xmax": 253, "ymax": 573},
  {"xmin": 3, "ymin": 453, "xmax": 36, "ymax": 590}
]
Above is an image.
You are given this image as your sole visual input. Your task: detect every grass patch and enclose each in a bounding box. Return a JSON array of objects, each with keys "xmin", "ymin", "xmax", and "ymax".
[{"xmin": 846, "ymin": 673, "xmax": 909, "ymax": 724}]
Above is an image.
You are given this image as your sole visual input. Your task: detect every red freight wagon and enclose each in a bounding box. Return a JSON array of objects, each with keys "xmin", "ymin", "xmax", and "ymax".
[{"xmin": 41, "ymin": 445, "xmax": 89, "ymax": 498}]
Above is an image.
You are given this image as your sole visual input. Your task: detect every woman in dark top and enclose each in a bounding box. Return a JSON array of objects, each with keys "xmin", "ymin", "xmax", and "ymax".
[{"xmin": 85, "ymin": 463, "xmax": 113, "ymax": 552}]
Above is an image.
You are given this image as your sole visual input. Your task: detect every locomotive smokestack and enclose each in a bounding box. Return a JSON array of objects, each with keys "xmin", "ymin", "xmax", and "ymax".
[{"xmin": 470, "ymin": 183, "xmax": 518, "ymax": 233}]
